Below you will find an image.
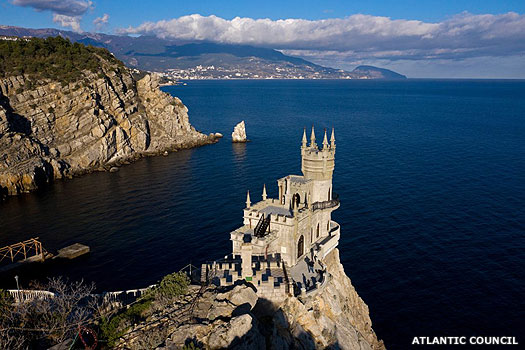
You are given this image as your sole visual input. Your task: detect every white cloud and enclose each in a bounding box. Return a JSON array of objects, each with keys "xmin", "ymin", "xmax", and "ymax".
[
  {"xmin": 12, "ymin": 0, "xmax": 93, "ymax": 32},
  {"xmin": 12, "ymin": 0, "xmax": 92, "ymax": 16},
  {"xmin": 119, "ymin": 12, "xmax": 525, "ymax": 62},
  {"xmin": 93, "ymin": 13, "xmax": 109, "ymax": 30},
  {"xmin": 53, "ymin": 14, "xmax": 82, "ymax": 33}
]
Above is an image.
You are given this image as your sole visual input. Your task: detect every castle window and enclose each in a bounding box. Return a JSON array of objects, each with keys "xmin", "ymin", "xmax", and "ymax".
[
  {"xmin": 293, "ymin": 193, "xmax": 301, "ymax": 208},
  {"xmin": 316, "ymin": 223, "xmax": 320, "ymax": 238},
  {"xmin": 297, "ymin": 235, "xmax": 304, "ymax": 258}
]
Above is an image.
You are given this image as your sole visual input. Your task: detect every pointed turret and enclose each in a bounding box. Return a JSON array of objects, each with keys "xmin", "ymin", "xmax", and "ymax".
[
  {"xmin": 310, "ymin": 125, "xmax": 316, "ymax": 148},
  {"xmin": 330, "ymin": 128, "xmax": 336, "ymax": 149},
  {"xmin": 262, "ymin": 184, "xmax": 267, "ymax": 200},
  {"xmin": 322, "ymin": 128, "xmax": 329, "ymax": 149},
  {"xmin": 301, "ymin": 127, "xmax": 307, "ymax": 148},
  {"xmin": 246, "ymin": 190, "xmax": 251, "ymax": 208}
]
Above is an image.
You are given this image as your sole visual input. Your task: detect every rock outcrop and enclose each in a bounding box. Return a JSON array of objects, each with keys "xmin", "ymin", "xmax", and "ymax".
[
  {"xmin": 278, "ymin": 249, "xmax": 385, "ymax": 350},
  {"xmin": 0, "ymin": 68, "xmax": 218, "ymax": 197},
  {"xmin": 126, "ymin": 249, "xmax": 385, "ymax": 350},
  {"xmin": 231, "ymin": 120, "xmax": 248, "ymax": 143}
]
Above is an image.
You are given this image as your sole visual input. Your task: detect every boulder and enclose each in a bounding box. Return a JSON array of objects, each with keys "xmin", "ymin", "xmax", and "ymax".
[{"xmin": 207, "ymin": 314, "xmax": 263, "ymax": 350}]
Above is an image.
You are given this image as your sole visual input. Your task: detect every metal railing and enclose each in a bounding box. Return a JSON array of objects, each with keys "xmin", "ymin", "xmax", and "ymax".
[
  {"xmin": 254, "ymin": 214, "xmax": 271, "ymax": 237},
  {"xmin": 329, "ymin": 222, "xmax": 340, "ymax": 235},
  {"xmin": 311, "ymin": 194, "xmax": 340, "ymax": 211},
  {"xmin": 0, "ymin": 237, "xmax": 47, "ymax": 264}
]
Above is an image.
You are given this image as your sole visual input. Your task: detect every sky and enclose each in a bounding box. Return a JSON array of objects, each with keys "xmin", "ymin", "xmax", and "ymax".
[{"xmin": 1, "ymin": 0, "xmax": 525, "ymax": 78}]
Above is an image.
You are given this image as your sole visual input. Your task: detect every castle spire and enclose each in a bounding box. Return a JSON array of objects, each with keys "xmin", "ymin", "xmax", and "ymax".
[
  {"xmin": 301, "ymin": 127, "xmax": 307, "ymax": 148},
  {"xmin": 310, "ymin": 125, "xmax": 316, "ymax": 148},
  {"xmin": 330, "ymin": 128, "xmax": 336, "ymax": 148},
  {"xmin": 262, "ymin": 184, "xmax": 267, "ymax": 200},
  {"xmin": 322, "ymin": 128, "xmax": 329, "ymax": 149},
  {"xmin": 246, "ymin": 190, "xmax": 251, "ymax": 208}
]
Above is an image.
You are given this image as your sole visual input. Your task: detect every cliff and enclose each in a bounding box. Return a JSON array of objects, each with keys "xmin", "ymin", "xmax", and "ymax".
[
  {"xmin": 119, "ymin": 249, "xmax": 385, "ymax": 350},
  {"xmin": 0, "ymin": 38, "xmax": 218, "ymax": 197}
]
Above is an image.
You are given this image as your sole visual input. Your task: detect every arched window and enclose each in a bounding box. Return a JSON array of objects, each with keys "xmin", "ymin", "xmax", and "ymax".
[
  {"xmin": 292, "ymin": 193, "xmax": 301, "ymax": 209},
  {"xmin": 297, "ymin": 235, "xmax": 304, "ymax": 258}
]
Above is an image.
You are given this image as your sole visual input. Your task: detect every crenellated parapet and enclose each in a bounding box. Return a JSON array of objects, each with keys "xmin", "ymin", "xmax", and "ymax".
[{"xmin": 204, "ymin": 127, "xmax": 341, "ymax": 302}]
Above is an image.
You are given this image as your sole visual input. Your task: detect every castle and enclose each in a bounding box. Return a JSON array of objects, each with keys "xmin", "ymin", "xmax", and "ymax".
[{"xmin": 202, "ymin": 127, "xmax": 340, "ymax": 301}]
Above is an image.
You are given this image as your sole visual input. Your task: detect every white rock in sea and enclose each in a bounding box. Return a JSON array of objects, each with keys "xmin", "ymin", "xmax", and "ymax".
[{"xmin": 232, "ymin": 121, "xmax": 248, "ymax": 143}]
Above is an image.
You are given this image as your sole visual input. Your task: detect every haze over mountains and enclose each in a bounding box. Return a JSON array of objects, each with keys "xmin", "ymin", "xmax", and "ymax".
[{"xmin": 0, "ymin": 25, "xmax": 407, "ymax": 80}]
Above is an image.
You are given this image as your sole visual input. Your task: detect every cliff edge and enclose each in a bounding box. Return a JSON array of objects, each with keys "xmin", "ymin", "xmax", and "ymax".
[
  {"xmin": 118, "ymin": 249, "xmax": 385, "ymax": 350},
  {"xmin": 0, "ymin": 37, "xmax": 218, "ymax": 197}
]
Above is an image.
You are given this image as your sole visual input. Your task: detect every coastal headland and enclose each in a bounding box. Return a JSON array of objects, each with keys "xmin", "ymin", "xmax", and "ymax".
[
  {"xmin": 0, "ymin": 37, "xmax": 220, "ymax": 197},
  {"xmin": 0, "ymin": 36, "xmax": 385, "ymax": 350}
]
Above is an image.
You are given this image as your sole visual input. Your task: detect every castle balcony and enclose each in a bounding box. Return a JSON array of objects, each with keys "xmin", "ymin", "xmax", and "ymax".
[
  {"xmin": 231, "ymin": 226, "xmax": 278, "ymax": 249},
  {"xmin": 311, "ymin": 193, "xmax": 340, "ymax": 212},
  {"xmin": 313, "ymin": 220, "xmax": 340, "ymax": 260}
]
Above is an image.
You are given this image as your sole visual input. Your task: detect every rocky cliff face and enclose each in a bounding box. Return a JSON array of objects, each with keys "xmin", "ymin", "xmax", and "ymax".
[
  {"xmin": 0, "ymin": 67, "xmax": 217, "ymax": 197},
  {"xmin": 122, "ymin": 249, "xmax": 385, "ymax": 350},
  {"xmin": 278, "ymin": 249, "xmax": 385, "ymax": 350}
]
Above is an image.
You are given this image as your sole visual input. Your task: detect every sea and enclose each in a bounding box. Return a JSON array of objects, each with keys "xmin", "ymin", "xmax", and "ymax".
[{"xmin": 1, "ymin": 80, "xmax": 524, "ymax": 349}]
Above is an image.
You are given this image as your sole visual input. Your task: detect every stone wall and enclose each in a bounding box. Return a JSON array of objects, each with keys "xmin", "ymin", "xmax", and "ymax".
[{"xmin": 137, "ymin": 248, "xmax": 385, "ymax": 350}]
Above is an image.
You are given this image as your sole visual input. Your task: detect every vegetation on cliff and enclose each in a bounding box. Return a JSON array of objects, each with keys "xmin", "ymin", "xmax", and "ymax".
[
  {"xmin": 100, "ymin": 272, "xmax": 190, "ymax": 347},
  {"xmin": 0, "ymin": 272, "xmax": 191, "ymax": 349},
  {"xmin": 0, "ymin": 251, "xmax": 385, "ymax": 349},
  {"xmin": 0, "ymin": 36, "xmax": 123, "ymax": 84},
  {"xmin": 0, "ymin": 37, "xmax": 217, "ymax": 197}
]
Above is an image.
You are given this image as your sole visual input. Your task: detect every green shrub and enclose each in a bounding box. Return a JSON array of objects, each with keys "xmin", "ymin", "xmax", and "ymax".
[
  {"xmin": 153, "ymin": 272, "xmax": 190, "ymax": 302},
  {"xmin": 99, "ymin": 298, "xmax": 153, "ymax": 347},
  {"xmin": 0, "ymin": 36, "xmax": 124, "ymax": 84},
  {"xmin": 98, "ymin": 272, "xmax": 189, "ymax": 346}
]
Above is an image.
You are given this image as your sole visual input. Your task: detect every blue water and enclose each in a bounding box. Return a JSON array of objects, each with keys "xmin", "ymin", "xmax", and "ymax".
[{"xmin": 1, "ymin": 80, "xmax": 524, "ymax": 349}]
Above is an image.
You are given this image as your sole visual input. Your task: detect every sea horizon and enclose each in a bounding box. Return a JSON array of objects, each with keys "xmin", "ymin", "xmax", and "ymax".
[{"xmin": 2, "ymin": 79, "xmax": 523, "ymax": 349}]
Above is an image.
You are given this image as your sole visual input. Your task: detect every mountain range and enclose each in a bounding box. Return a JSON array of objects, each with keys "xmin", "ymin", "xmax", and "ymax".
[{"xmin": 0, "ymin": 25, "xmax": 407, "ymax": 80}]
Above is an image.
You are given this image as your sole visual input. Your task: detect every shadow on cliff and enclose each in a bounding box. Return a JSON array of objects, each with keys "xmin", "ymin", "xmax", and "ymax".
[
  {"xmin": 208, "ymin": 285, "xmax": 344, "ymax": 349},
  {"xmin": 0, "ymin": 93, "xmax": 32, "ymax": 135},
  {"xmin": 250, "ymin": 296, "xmax": 343, "ymax": 349},
  {"xmin": 182, "ymin": 280, "xmax": 344, "ymax": 349}
]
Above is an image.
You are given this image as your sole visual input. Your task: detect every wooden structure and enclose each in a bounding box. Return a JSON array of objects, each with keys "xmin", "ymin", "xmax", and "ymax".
[{"xmin": 0, "ymin": 237, "xmax": 46, "ymax": 264}]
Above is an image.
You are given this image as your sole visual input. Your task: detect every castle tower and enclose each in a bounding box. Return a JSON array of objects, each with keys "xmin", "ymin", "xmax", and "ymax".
[{"xmin": 301, "ymin": 126, "xmax": 335, "ymax": 203}]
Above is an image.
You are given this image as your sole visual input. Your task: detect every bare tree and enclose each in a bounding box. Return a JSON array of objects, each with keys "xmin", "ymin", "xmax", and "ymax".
[
  {"xmin": 0, "ymin": 329, "xmax": 27, "ymax": 350},
  {"xmin": 31, "ymin": 278, "xmax": 98, "ymax": 343},
  {"xmin": 0, "ymin": 277, "xmax": 100, "ymax": 348}
]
